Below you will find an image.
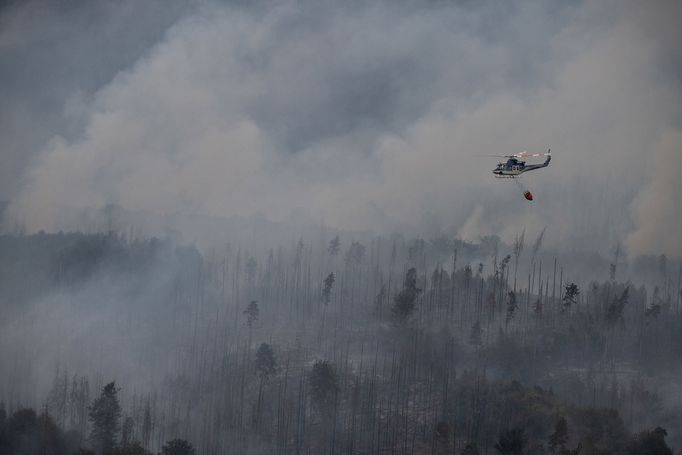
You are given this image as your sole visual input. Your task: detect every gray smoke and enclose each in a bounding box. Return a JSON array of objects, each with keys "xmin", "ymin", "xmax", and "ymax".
[
  {"xmin": 2, "ymin": 0, "xmax": 681, "ymax": 256},
  {"xmin": 627, "ymin": 130, "xmax": 682, "ymax": 257}
]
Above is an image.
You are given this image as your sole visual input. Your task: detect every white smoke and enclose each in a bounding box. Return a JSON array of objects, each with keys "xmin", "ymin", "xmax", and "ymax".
[
  {"xmin": 3, "ymin": 1, "xmax": 681, "ymax": 256},
  {"xmin": 627, "ymin": 130, "xmax": 682, "ymax": 257}
]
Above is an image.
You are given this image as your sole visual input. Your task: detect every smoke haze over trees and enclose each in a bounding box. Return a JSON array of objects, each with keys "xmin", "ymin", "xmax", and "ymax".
[
  {"xmin": 1, "ymin": 0, "xmax": 681, "ymax": 453},
  {"xmin": 0, "ymin": 231, "xmax": 681, "ymax": 453}
]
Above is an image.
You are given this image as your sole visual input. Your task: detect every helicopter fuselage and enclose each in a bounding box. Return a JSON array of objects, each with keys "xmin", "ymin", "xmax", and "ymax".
[{"xmin": 492, "ymin": 155, "xmax": 551, "ymax": 177}]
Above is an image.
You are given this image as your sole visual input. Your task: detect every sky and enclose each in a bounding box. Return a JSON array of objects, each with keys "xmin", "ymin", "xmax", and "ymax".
[{"xmin": 1, "ymin": 0, "xmax": 681, "ymax": 257}]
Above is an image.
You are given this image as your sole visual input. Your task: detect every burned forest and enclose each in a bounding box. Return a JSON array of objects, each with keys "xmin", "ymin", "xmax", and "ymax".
[
  {"xmin": 2, "ymin": 0, "xmax": 682, "ymax": 453},
  {"xmin": 0, "ymin": 231, "xmax": 680, "ymax": 454}
]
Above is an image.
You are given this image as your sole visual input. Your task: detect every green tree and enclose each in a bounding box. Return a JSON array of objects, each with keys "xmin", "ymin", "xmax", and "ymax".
[
  {"xmin": 344, "ymin": 241, "xmax": 365, "ymax": 265},
  {"xmin": 244, "ymin": 301, "xmax": 259, "ymax": 328},
  {"xmin": 605, "ymin": 287, "xmax": 629, "ymax": 326},
  {"xmin": 563, "ymin": 443, "xmax": 582, "ymax": 455},
  {"xmin": 562, "ymin": 283, "xmax": 580, "ymax": 313},
  {"xmin": 308, "ymin": 360, "xmax": 339, "ymax": 416},
  {"xmin": 255, "ymin": 343, "xmax": 278, "ymax": 381},
  {"xmin": 626, "ymin": 427, "xmax": 672, "ymax": 455},
  {"xmin": 569, "ymin": 407, "xmax": 628, "ymax": 454},
  {"xmin": 5, "ymin": 408, "xmax": 69, "ymax": 455},
  {"xmin": 495, "ymin": 427, "xmax": 526, "ymax": 455},
  {"xmin": 506, "ymin": 291, "xmax": 518, "ymax": 324},
  {"xmin": 327, "ymin": 236, "xmax": 340, "ymax": 256},
  {"xmin": 391, "ymin": 268, "xmax": 422, "ymax": 323},
  {"xmin": 105, "ymin": 441, "xmax": 151, "ymax": 455},
  {"xmin": 321, "ymin": 273, "xmax": 335, "ymax": 305},
  {"xmin": 549, "ymin": 416, "xmax": 568, "ymax": 453},
  {"xmin": 89, "ymin": 382, "xmax": 122, "ymax": 453},
  {"xmin": 161, "ymin": 439, "xmax": 195, "ymax": 455},
  {"xmin": 7, "ymin": 408, "xmax": 42, "ymax": 454}
]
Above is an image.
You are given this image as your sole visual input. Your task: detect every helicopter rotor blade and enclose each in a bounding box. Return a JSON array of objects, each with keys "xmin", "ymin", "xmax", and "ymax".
[
  {"xmin": 512, "ymin": 151, "xmax": 551, "ymax": 158},
  {"xmin": 483, "ymin": 149, "xmax": 552, "ymax": 158}
]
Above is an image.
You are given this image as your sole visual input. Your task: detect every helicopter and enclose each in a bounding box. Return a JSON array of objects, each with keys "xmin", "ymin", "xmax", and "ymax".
[
  {"xmin": 490, "ymin": 149, "xmax": 551, "ymax": 177},
  {"xmin": 488, "ymin": 149, "xmax": 551, "ymax": 200}
]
